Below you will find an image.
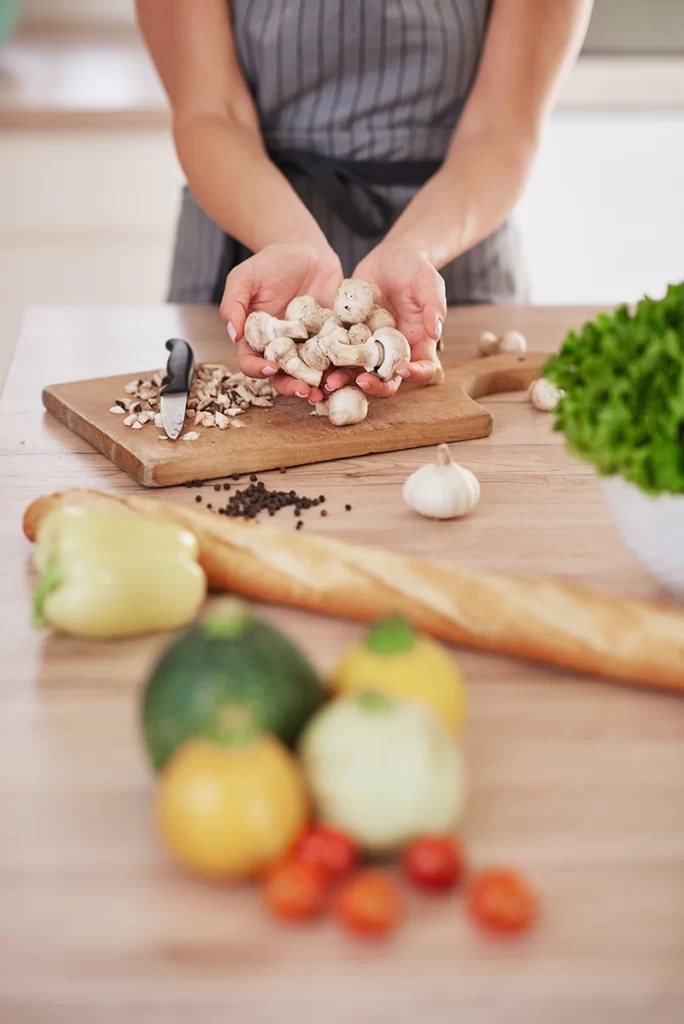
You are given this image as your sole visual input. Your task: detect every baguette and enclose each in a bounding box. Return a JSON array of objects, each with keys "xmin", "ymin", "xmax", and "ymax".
[{"xmin": 23, "ymin": 488, "xmax": 684, "ymax": 693}]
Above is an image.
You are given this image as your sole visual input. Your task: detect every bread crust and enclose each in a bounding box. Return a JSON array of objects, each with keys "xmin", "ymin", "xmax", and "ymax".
[{"xmin": 24, "ymin": 488, "xmax": 684, "ymax": 692}]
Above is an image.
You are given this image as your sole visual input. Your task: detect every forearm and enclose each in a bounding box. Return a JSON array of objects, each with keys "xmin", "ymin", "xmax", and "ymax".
[
  {"xmin": 384, "ymin": 0, "xmax": 593, "ymax": 268},
  {"xmin": 174, "ymin": 113, "xmax": 329, "ymax": 254},
  {"xmin": 383, "ymin": 130, "xmax": 535, "ymax": 268}
]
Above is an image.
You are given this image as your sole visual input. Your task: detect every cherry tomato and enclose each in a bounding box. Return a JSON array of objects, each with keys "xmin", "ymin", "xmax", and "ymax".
[
  {"xmin": 466, "ymin": 869, "xmax": 538, "ymax": 937},
  {"xmin": 334, "ymin": 870, "xmax": 403, "ymax": 939},
  {"xmin": 402, "ymin": 836, "xmax": 464, "ymax": 892},
  {"xmin": 291, "ymin": 825, "xmax": 359, "ymax": 883},
  {"xmin": 262, "ymin": 861, "xmax": 327, "ymax": 923}
]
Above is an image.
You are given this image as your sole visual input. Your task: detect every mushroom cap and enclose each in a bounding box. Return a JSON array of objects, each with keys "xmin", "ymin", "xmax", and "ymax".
[
  {"xmin": 333, "ymin": 279, "xmax": 376, "ymax": 325},
  {"xmin": 372, "ymin": 327, "xmax": 411, "ymax": 381},
  {"xmin": 326, "ymin": 386, "xmax": 369, "ymax": 426},
  {"xmin": 366, "ymin": 306, "xmax": 396, "ymax": 332}
]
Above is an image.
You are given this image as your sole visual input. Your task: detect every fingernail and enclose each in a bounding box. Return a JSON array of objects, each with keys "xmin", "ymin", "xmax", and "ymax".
[
  {"xmin": 358, "ymin": 380, "xmax": 370, "ymax": 391},
  {"xmin": 435, "ymin": 318, "xmax": 443, "ymax": 339},
  {"xmin": 295, "ymin": 390, "xmax": 308, "ymax": 398},
  {"xmin": 227, "ymin": 321, "xmax": 237, "ymax": 342},
  {"xmin": 324, "ymin": 382, "xmax": 335, "ymax": 392},
  {"xmin": 262, "ymin": 366, "xmax": 278, "ymax": 376},
  {"xmin": 397, "ymin": 368, "xmax": 410, "ymax": 379}
]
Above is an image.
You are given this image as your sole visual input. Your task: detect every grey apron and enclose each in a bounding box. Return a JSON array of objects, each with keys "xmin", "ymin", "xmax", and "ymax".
[{"xmin": 168, "ymin": 0, "xmax": 528, "ymax": 306}]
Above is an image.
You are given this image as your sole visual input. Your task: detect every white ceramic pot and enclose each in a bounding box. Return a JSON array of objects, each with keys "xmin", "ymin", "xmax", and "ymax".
[{"xmin": 601, "ymin": 476, "xmax": 684, "ymax": 602}]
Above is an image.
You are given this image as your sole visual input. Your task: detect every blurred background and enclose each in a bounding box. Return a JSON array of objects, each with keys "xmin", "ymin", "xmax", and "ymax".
[{"xmin": 0, "ymin": 0, "xmax": 683, "ymax": 387}]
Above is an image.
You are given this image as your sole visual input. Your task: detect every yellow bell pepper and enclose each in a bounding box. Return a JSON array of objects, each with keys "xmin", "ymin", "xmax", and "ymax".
[
  {"xmin": 332, "ymin": 616, "xmax": 467, "ymax": 735},
  {"xmin": 32, "ymin": 506, "xmax": 206, "ymax": 638},
  {"xmin": 157, "ymin": 731, "xmax": 309, "ymax": 881}
]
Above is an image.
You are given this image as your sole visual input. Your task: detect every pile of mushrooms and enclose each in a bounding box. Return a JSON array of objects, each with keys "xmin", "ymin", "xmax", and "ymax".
[{"xmin": 243, "ymin": 279, "xmax": 411, "ymax": 426}]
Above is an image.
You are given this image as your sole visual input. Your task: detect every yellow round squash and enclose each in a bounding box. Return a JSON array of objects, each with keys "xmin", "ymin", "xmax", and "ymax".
[
  {"xmin": 156, "ymin": 732, "xmax": 308, "ymax": 881},
  {"xmin": 332, "ymin": 617, "xmax": 466, "ymax": 735}
]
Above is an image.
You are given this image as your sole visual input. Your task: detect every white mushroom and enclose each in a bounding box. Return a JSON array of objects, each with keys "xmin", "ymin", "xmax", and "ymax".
[
  {"xmin": 317, "ymin": 315, "xmax": 344, "ymax": 339},
  {"xmin": 244, "ymin": 311, "xmax": 307, "ymax": 353},
  {"xmin": 313, "ymin": 386, "xmax": 369, "ymax": 426},
  {"xmin": 372, "ymin": 327, "xmax": 411, "ymax": 381},
  {"xmin": 299, "ymin": 335, "xmax": 332, "ymax": 372},
  {"xmin": 499, "ymin": 329, "xmax": 527, "ymax": 354},
  {"xmin": 263, "ymin": 336, "xmax": 323, "ymax": 387},
  {"xmin": 366, "ymin": 306, "xmax": 396, "ymax": 332},
  {"xmin": 320, "ymin": 334, "xmax": 380, "ymax": 372},
  {"xmin": 528, "ymin": 378, "xmax": 565, "ymax": 412},
  {"xmin": 428, "ymin": 357, "xmax": 446, "ymax": 386},
  {"xmin": 333, "ymin": 279, "xmax": 376, "ymax": 325},
  {"xmin": 285, "ymin": 295, "xmax": 326, "ymax": 335},
  {"xmin": 478, "ymin": 330, "xmax": 500, "ymax": 357},
  {"xmin": 348, "ymin": 323, "xmax": 372, "ymax": 345}
]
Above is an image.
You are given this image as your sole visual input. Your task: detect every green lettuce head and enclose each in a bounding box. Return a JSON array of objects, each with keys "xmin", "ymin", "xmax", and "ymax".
[{"xmin": 543, "ymin": 282, "xmax": 684, "ymax": 496}]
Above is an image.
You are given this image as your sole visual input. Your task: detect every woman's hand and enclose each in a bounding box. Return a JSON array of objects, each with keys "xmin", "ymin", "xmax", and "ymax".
[
  {"xmin": 320, "ymin": 246, "xmax": 446, "ymax": 400},
  {"xmin": 220, "ymin": 243, "xmax": 342, "ymax": 398}
]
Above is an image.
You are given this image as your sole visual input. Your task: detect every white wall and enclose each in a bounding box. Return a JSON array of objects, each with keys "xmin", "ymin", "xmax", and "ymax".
[{"xmin": 518, "ymin": 111, "xmax": 684, "ymax": 304}]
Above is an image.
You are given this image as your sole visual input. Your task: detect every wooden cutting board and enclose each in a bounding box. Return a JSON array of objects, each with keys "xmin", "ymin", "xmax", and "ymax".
[{"xmin": 42, "ymin": 350, "xmax": 545, "ymax": 486}]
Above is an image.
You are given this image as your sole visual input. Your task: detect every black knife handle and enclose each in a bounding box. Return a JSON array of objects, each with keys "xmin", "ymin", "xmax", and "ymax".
[{"xmin": 161, "ymin": 338, "xmax": 195, "ymax": 396}]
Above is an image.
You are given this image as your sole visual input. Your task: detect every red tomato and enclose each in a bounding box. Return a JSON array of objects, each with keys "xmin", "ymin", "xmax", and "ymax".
[
  {"xmin": 334, "ymin": 870, "xmax": 403, "ymax": 939},
  {"xmin": 262, "ymin": 861, "xmax": 327, "ymax": 923},
  {"xmin": 402, "ymin": 836, "xmax": 464, "ymax": 892},
  {"xmin": 466, "ymin": 869, "xmax": 538, "ymax": 936},
  {"xmin": 291, "ymin": 825, "xmax": 359, "ymax": 883}
]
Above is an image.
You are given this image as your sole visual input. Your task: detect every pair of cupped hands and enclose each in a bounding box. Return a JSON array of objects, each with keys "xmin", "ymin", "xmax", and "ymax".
[{"xmin": 220, "ymin": 243, "xmax": 447, "ymax": 404}]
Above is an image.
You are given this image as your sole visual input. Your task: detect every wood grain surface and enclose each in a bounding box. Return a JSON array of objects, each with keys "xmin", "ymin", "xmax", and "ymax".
[
  {"xmin": 0, "ymin": 304, "xmax": 682, "ymax": 1024},
  {"xmin": 41, "ymin": 351, "xmax": 545, "ymax": 486}
]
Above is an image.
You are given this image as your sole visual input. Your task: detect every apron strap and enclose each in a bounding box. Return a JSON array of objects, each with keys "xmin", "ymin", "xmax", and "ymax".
[
  {"xmin": 212, "ymin": 152, "xmax": 442, "ymax": 301},
  {"xmin": 271, "ymin": 150, "xmax": 442, "ymax": 239}
]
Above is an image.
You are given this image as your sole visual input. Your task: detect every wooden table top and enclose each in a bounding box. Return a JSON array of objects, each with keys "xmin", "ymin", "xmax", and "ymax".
[{"xmin": 1, "ymin": 305, "xmax": 682, "ymax": 1024}]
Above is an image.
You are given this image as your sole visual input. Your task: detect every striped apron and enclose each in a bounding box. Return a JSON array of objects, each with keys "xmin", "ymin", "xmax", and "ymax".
[{"xmin": 168, "ymin": 0, "xmax": 528, "ymax": 306}]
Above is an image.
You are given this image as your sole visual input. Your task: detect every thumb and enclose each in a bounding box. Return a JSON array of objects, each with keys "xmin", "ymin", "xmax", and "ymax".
[
  {"xmin": 219, "ymin": 263, "xmax": 256, "ymax": 341},
  {"xmin": 419, "ymin": 271, "xmax": 447, "ymax": 342}
]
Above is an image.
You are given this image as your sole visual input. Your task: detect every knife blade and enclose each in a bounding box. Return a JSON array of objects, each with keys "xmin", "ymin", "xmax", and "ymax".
[{"xmin": 160, "ymin": 338, "xmax": 195, "ymax": 440}]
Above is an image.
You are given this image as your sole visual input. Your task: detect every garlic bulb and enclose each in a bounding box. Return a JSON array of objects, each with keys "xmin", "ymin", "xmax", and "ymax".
[
  {"xmin": 403, "ymin": 444, "xmax": 480, "ymax": 520},
  {"xmin": 528, "ymin": 377, "xmax": 565, "ymax": 412}
]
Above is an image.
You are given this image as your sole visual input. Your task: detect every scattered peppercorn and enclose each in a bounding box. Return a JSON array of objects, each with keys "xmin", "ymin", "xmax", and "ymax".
[
  {"xmin": 206, "ymin": 504, "xmax": 212, "ymax": 510},
  {"xmin": 214, "ymin": 484, "xmax": 221, "ymax": 492},
  {"xmin": 279, "ymin": 467, "xmax": 287, "ymax": 474},
  {"xmin": 320, "ymin": 509, "xmax": 328, "ymax": 517},
  {"xmin": 231, "ymin": 473, "xmax": 241, "ymax": 480},
  {"xmin": 195, "ymin": 495, "xmax": 202, "ymax": 503},
  {"xmin": 319, "ymin": 495, "xmax": 325, "ymax": 503},
  {"xmin": 345, "ymin": 504, "xmax": 352, "ymax": 511},
  {"xmin": 250, "ymin": 474, "xmax": 257, "ymax": 482},
  {"xmin": 296, "ymin": 521, "xmax": 303, "ymax": 531},
  {"xmin": 223, "ymin": 482, "xmax": 231, "ymax": 491},
  {"xmin": 184, "ymin": 481, "xmax": 194, "ymax": 489},
  {"xmin": 294, "ymin": 508, "xmax": 301, "ymax": 517}
]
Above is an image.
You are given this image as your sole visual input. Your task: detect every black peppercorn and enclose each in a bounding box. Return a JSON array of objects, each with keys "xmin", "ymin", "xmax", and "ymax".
[
  {"xmin": 214, "ymin": 484, "xmax": 221, "ymax": 492},
  {"xmin": 223, "ymin": 482, "xmax": 231, "ymax": 491},
  {"xmin": 345, "ymin": 504, "xmax": 352, "ymax": 511},
  {"xmin": 320, "ymin": 509, "xmax": 328, "ymax": 517},
  {"xmin": 250, "ymin": 474, "xmax": 257, "ymax": 482},
  {"xmin": 296, "ymin": 521, "xmax": 303, "ymax": 531},
  {"xmin": 206, "ymin": 503, "xmax": 212, "ymax": 510},
  {"xmin": 195, "ymin": 495, "xmax": 202, "ymax": 503}
]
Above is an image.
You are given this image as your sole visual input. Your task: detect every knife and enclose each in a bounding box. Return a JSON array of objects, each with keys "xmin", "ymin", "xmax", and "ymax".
[{"xmin": 160, "ymin": 338, "xmax": 195, "ymax": 440}]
